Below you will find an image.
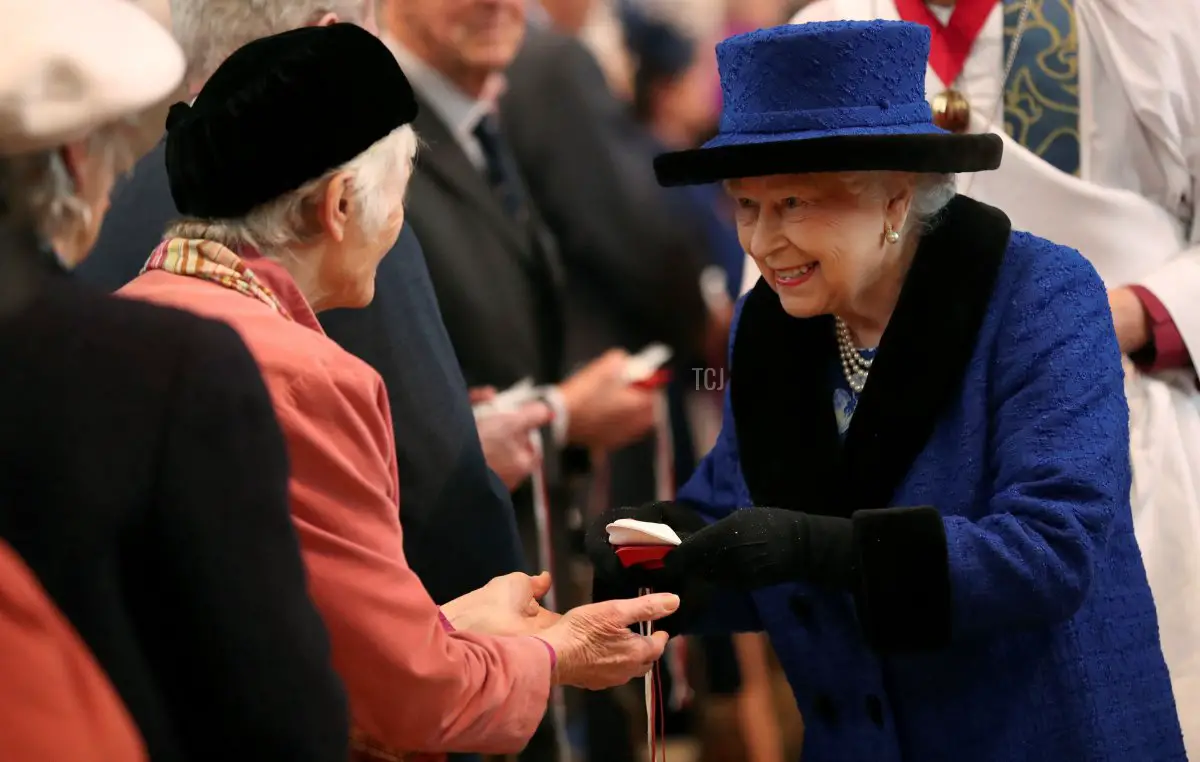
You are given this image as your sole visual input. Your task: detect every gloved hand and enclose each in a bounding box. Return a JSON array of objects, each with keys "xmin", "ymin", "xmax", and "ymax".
[
  {"xmin": 585, "ymin": 501, "xmax": 710, "ymax": 594},
  {"xmin": 666, "ymin": 507, "xmax": 858, "ymax": 591}
]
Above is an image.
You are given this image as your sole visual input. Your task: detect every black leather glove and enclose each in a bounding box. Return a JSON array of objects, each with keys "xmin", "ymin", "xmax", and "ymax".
[{"xmin": 666, "ymin": 507, "xmax": 858, "ymax": 591}]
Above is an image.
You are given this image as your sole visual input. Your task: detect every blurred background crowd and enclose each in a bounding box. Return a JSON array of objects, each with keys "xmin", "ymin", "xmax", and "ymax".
[{"xmin": 4, "ymin": 0, "xmax": 1197, "ymax": 760}]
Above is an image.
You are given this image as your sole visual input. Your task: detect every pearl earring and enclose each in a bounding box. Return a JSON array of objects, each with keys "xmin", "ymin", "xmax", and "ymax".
[{"xmin": 884, "ymin": 223, "xmax": 900, "ymax": 244}]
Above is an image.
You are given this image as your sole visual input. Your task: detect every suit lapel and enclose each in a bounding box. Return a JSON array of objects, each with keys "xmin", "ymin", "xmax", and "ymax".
[
  {"xmin": 731, "ymin": 195, "xmax": 1011, "ymax": 517},
  {"xmin": 411, "ymin": 95, "xmax": 531, "ymax": 259}
]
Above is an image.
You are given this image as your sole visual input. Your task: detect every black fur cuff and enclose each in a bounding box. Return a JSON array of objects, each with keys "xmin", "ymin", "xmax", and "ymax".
[{"xmin": 851, "ymin": 505, "xmax": 952, "ymax": 652}]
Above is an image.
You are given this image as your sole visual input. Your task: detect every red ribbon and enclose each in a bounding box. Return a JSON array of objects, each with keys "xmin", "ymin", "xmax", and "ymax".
[{"xmin": 894, "ymin": 0, "xmax": 999, "ymax": 88}]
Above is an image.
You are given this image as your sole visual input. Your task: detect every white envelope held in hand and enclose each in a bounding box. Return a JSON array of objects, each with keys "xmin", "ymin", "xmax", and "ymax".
[
  {"xmin": 472, "ymin": 377, "xmax": 540, "ymax": 419},
  {"xmin": 606, "ymin": 518, "xmax": 682, "ymax": 547},
  {"xmin": 623, "ymin": 343, "xmax": 673, "ymax": 385}
]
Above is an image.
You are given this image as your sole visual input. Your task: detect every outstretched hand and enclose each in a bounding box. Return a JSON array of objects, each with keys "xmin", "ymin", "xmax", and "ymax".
[
  {"xmin": 539, "ymin": 593, "xmax": 680, "ymax": 690},
  {"xmin": 441, "ymin": 572, "xmax": 560, "ymax": 636}
]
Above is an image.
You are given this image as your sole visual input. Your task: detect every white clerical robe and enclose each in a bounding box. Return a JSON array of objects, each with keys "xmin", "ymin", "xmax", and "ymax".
[{"xmin": 789, "ymin": 0, "xmax": 1200, "ymax": 750}]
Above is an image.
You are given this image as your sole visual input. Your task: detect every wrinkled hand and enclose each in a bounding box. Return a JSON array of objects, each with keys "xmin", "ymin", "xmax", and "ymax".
[
  {"xmin": 539, "ymin": 593, "xmax": 680, "ymax": 690},
  {"xmin": 474, "ymin": 398, "xmax": 554, "ymax": 490},
  {"xmin": 441, "ymin": 572, "xmax": 561, "ymax": 636},
  {"xmin": 559, "ymin": 349, "xmax": 657, "ymax": 451},
  {"xmin": 1108, "ymin": 287, "xmax": 1151, "ymax": 356}
]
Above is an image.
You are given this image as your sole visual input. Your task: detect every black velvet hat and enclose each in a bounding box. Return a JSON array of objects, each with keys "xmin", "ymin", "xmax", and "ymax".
[
  {"xmin": 164, "ymin": 23, "xmax": 418, "ymax": 219},
  {"xmin": 654, "ymin": 20, "xmax": 1002, "ymax": 187}
]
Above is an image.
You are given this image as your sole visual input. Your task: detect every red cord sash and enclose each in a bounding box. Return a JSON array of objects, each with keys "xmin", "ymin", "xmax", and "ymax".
[{"xmin": 894, "ymin": 0, "xmax": 999, "ymax": 87}]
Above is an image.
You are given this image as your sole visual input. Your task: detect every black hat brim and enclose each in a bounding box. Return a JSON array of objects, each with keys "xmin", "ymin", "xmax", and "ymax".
[{"xmin": 654, "ymin": 132, "xmax": 1003, "ymax": 187}]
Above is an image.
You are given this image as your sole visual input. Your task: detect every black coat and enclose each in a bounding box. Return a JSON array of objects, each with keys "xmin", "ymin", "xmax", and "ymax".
[
  {"xmin": 74, "ymin": 142, "xmax": 523, "ymax": 603},
  {"xmin": 404, "ymin": 98, "xmax": 566, "ymax": 391},
  {"xmin": 0, "ymin": 243, "xmax": 348, "ymax": 762}
]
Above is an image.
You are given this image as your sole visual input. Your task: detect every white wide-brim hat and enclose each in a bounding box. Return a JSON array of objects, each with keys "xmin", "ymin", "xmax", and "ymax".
[{"xmin": 0, "ymin": 0, "xmax": 185, "ymax": 155}]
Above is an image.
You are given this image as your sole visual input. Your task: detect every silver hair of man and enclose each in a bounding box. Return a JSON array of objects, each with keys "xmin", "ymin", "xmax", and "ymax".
[
  {"xmin": 164, "ymin": 125, "xmax": 419, "ymax": 256},
  {"xmin": 170, "ymin": 0, "xmax": 372, "ymax": 83}
]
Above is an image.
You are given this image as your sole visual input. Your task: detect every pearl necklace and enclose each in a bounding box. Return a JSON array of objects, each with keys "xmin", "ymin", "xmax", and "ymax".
[{"xmin": 835, "ymin": 317, "xmax": 873, "ymax": 394}]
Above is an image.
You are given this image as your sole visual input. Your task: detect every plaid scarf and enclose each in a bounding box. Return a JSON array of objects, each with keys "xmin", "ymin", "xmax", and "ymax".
[{"xmin": 141, "ymin": 238, "xmax": 294, "ymax": 322}]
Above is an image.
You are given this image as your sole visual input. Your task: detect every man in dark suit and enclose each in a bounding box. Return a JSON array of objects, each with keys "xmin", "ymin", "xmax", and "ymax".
[
  {"xmin": 73, "ymin": 0, "xmax": 527, "ymax": 605},
  {"xmin": 498, "ymin": 16, "xmax": 717, "ymax": 761},
  {"xmin": 379, "ymin": 0, "xmax": 661, "ymax": 566},
  {"xmin": 379, "ymin": 1, "xmax": 664, "ymax": 758},
  {"xmin": 500, "ymin": 21, "xmax": 711, "ymax": 512},
  {"xmin": 501, "ymin": 23, "xmax": 708, "ymax": 372}
]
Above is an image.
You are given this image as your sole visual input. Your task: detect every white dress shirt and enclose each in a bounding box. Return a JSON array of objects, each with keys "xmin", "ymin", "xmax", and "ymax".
[{"xmin": 385, "ymin": 39, "xmax": 494, "ymax": 171}]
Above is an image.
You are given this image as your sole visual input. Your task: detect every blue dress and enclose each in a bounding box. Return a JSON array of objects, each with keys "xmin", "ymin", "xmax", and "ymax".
[
  {"xmin": 674, "ymin": 196, "xmax": 1185, "ymax": 761},
  {"xmin": 831, "ymin": 347, "xmax": 875, "ymax": 438}
]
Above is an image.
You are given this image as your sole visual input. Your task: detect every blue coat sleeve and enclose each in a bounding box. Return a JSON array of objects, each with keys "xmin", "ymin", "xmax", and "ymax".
[
  {"xmin": 945, "ymin": 242, "xmax": 1132, "ymax": 637},
  {"xmin": 674, "ymin": 297, "xmax": 763, "ymax": 635},
  {"xmin": 854, "ymin": 240, "xmax": 1133, "ymax": 646}
]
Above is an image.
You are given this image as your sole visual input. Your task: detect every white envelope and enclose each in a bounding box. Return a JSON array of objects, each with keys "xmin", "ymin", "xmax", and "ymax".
[
  {"xmin": 472, "ymin": 377, "xmax": 542, "ymax": 419},
  {"xmin": 606, "ymin": 518, "xmax": 682, "ymax": 546},
  {"xmin": 623, "ymin": 343, "xmax": 673, "ymax": 384}
]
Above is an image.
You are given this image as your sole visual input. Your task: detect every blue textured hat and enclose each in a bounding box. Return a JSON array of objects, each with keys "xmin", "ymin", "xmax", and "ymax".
[{"xmin": 654, "ymin": 20, "xmax": 1002, "ymax": 186}]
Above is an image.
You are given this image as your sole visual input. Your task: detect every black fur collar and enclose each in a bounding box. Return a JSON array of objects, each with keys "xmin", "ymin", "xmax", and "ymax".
[{"xmin": 730, "ymin": 194, "xmax": 1011, "ymax": 517}]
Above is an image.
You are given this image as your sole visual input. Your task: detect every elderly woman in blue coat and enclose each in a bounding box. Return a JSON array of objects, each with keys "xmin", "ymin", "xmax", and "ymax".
[{"xmin": 587, "ymin": 20, "xmax": 1187, "ymax": 762}]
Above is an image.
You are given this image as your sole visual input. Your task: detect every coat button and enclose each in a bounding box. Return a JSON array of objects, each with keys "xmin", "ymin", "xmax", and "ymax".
[
  {"xmin": 812, "ymin": 693, "xmax": 838, "ymax": 725},
  {"xmin": 789, "ymin": 595, "xmax": 813, "ymax": 625},
  {"xmin": 865, "ymin": 694, "xmax": 885, "ymax": 727}
]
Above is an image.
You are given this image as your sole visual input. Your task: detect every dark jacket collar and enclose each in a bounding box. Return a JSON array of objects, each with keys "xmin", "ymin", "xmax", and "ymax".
[
  {"xmin": 410, "ymin": 91, "xmax": 531, "ymax": 258},
  {"xmin": 730, "ymin": 194, "xmax": 1011, "ymax": 516}
]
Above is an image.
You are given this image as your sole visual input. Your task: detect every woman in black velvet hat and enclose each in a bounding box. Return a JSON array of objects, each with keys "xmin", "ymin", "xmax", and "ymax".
[
  {"xmin": 587, "ymin": 19, "xmax": 1186, "ymax": 762},
  {"xmin": 119, "ymin": 21, "xmax": 683, "ymax": 760}
]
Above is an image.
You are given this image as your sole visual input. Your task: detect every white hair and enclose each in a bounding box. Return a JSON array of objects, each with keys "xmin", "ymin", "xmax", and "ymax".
[
  {"xmin": 170, "ymin": 0, "xmax": 370, "ymax": 83},
  {"xmin": 4, "ymin": 125, "xmax": 137, "ymax": 243},
  {"xmin": 840, "ymin": 171, "xmax": 957, "ymax": 232},
  {"xmin": 164, "ymin": 124, "xmax": 418, "ymax": 255},
  {"xmin": 905, "ymin": 173, "xmax": 958, "ymax": 228}
]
